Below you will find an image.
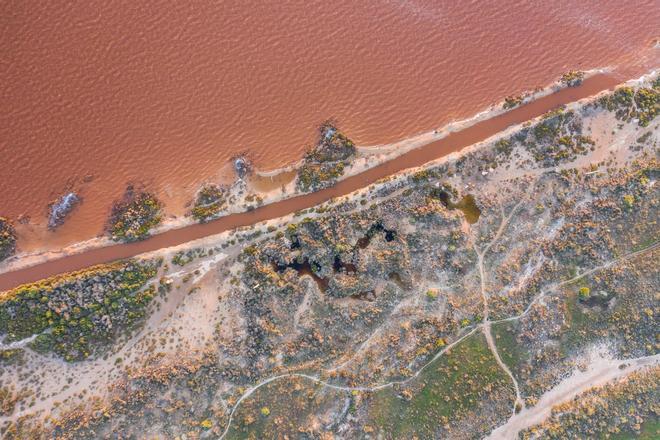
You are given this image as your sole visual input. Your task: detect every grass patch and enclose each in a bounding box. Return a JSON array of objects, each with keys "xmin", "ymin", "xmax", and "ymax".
[
  {"xmin": 366, "ymin": 332, "xmax": 514, "ymax": 437},
  {"xmin": 224, "ymin": 376, "xmax": 346, "ymax": 438},
  {"xmin": 491, "ymin": 321, "xmax": 530, "ymax": 372}
]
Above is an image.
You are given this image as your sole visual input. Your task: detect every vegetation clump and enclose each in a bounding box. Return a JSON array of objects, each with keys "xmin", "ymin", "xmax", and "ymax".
[
  {"xmin": 503, "ymin": 94, "xmax": 524, "ymax": 109},
  {"xmin": 171, "ymin": 247, "xmax": 211, "ymax": 266},
  {"xmin": 296, "ymin": 122, "xmax": 356, "ymax": 192},
  {"xmin": 0, "ymin": 217, "xmax": 17, "ymax": 262},
  {"xmin": 598, "ymin": 83, "xmax": 659, "ymax": 126},
  {"xmin": 0, "ymin": 348, "xmax": 24, "ymax": 366},
  {"xmin": 560, "ymin": 70, "xmax": 584, "ymax": 87},
  {"xmin": 108, "ymin": 187, "xmax": 163, "ymax": 242},
  {"xmin": 0, "ymin": 259, "xmax": 159, "ymax": 361},
  {"xmin": 526, "ymin": 110, "xmax": 596, "ymax": 166},
  {"xmin": 191, "ymin": 184, "xmax": 227, "ymax": 222}
]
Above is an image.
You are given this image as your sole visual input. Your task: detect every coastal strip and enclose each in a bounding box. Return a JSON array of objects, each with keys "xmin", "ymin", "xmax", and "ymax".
[{"xmin": 0, "ymin": 73, "xmax": 621, "ymax": 292}]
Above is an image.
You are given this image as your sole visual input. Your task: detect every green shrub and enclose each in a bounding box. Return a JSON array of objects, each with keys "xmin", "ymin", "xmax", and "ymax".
[
  {"xmin": 578, "ymin": 286, "xmax": 591, "ymax": 300},
  {"xmin": 0, "ymin": 260, "xmax": 159, "ymax": 361},
  {"xmin": 560, "ymin": 70, "xmax": 584, "ymax": 87},
  {"xmin": 191, "ymin": 184, "xmax": 227, "ymax": 222},
  {"xmin": 109, "ymin": 189, "xmax": 163, "ymax": 242},
  {"xmin": 0, "ymin": 217, "xmax": 17, "ymax": 261}
]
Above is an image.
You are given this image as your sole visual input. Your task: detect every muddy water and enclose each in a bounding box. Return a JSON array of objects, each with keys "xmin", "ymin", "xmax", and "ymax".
[
  {"xmin": 2, "ymin": 1, "xmax": 658, "ymax": 250},
  {"xmin": 0, "ymin": 73, "xmax": 623, "ymax": 291}
]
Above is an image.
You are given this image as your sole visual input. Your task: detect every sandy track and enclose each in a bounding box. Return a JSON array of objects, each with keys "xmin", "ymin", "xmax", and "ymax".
[{"xmin": 487, "ymin": 352, "xmax": 659, "ymax": 439}]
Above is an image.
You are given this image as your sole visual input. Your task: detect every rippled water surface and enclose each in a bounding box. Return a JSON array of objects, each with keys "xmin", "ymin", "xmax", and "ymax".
[{"xmin": 2, "ymin": 0, "xmax": 658, "ymax": 250}]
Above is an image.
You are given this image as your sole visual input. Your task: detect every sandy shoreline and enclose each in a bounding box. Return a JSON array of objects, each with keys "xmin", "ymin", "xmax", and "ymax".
[{"xmin": 0, "ymin": 68, "xmax": 653, "ymax": 281}]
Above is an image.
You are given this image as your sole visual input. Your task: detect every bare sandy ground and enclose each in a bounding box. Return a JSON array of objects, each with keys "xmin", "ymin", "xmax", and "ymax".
[{"xmin": 488, "ymin": 348, "xmax": 660, "ymax": 439}]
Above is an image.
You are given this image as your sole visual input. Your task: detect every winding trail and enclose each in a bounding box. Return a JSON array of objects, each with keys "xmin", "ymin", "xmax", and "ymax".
[
  {"xmin": 0, "ymin": 73, "xmax": 621, "ymax": 292},
  {"xmin": 492, "ymin": 241, "xmax": 660, "ymax": 325},
  {"xmin": 216, "ymin": 237, "xmax": 660, "ymax": 439},
  {"xmin": 218, "ymin": 327, "xmax": 479, "ymax": 439},
  {"xmin": 474, "ymin": 199, "xmax": 527, "ymax": 415}
]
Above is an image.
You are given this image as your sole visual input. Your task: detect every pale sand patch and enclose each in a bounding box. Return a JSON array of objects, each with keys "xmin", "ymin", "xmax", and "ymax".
[{"xmin": 487, "ymin": 347, "xmax": 660, "ymax": 439}]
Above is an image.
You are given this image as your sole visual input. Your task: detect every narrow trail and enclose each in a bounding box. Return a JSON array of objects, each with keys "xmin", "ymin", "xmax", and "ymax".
[
  {"xmin": 0, "ymin": 333, "xmax": 39, "ymax": 351},
  {"xmin": 218, "ymin": 327, "xmax": 479, "ymax": 439},
  {"xmin": 216, "ymin": 242, "xmax": 659, "ymax": 439},
  {"xmin": 474, "ymin": 199, "xmax": 527, "ymax": 415},
  {"xmin": 492, "ymin": 240, "xmax": 660, "ymax": 325}
]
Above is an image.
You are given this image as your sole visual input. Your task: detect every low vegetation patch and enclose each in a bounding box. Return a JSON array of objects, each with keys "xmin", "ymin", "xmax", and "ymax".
[
  {"xmin": 0, "ymin": 348, "xmax": 24, "ymax": 366},
  {"xmin": 0, "ymin": 259, "xmax": 160, "ymax": 361},
  {"xmin": 191, "ymin": 184, "xmax": 227, "ymax": 222},
  {"xmin": 598, "ymin": 82, "xmax": 659, "ymax": 127},
  {"xmin": 0, "ymin": 217, "xmax": 17, "ymax": 262},
  {"xmin": 171, "ymin": 247, "xmax": 213, "ymax": 266},
  {"xmin": 296, "ymin": 122, "xmax": 356, "ymax": 192},
  {"xmin": 366, "ymin": 333, "xmax": 514, "ymax": 438},
  {"xmin": 108, "ymin": 187, "xmax": 163, "ymax": 242},
  {"xmin": 560, "ymin": 70, "xmax": 584, "ymax": 87},
  {"xmin": 503, "ymin": 94, "xmax": 524, "ymax": 109},
  {"xmin": 525, "ymin": 109, "xmax": 595, "ymax": 167}
]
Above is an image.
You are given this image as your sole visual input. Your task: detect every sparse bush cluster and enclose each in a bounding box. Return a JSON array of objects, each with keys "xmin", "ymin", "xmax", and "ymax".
[
  {"xmin": 560, "ymin": 70, "xmax": 584, "ymax": 87},
  {"xmin": 503, "ymin": 94, "xmax": 524, "ymax": 109},
  {"xmin": 0, "ymin": 217, "xmax": 17, "ymax": 262},
  {"xmin": 598, "ymin": 82, "xmax": 659, "ymax": 126},
  {"xmin": 524, "ymin": 109, "xmax": 595, "ymax": 166},
  {"xmin": 108, "ymin": 188, "xmax": 163, "ymax": 242},
  {"xmin": 191, "ymin": 184, "xmax": 227, "ymax": 222},
  {"xmin": 0, "ymin": 348, "xmax": 24, "ymax": 366},
  {"xmin": 171, "ymin": 247, "xmax": 213, "ymax": 266},
  {"xmin": 296, "ymin": 122, "xmax": 356, "ymax": 192}
]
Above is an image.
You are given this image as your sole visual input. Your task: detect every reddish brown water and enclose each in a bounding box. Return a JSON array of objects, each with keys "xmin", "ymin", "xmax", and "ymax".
[
  {"xmin": 2, "ymin": 1, "xmax": 659, "ymax": 252},
  {"xmin": 0, "ymin": 73, "xmax": 623, "ymax": 291}
]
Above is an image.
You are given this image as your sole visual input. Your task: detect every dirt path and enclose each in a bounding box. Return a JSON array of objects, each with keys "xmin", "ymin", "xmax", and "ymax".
[
  {"xmin": 0, "ymin": 247, "xmax": 234, "ymax": 424},
  {"xmin": 487, "ymin": 352, "xmax": 660, "ymax": 439},
  {"xmin": 475, "ymin": 199, "xmax": 527, "ymax": 414},
  {"xmin": 492, "ymin": 240, "xmax": 660, "ymax": 325},
  {"xmin": 214, "ymin": 241, "xmax": 659, "ymax": 438}
]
